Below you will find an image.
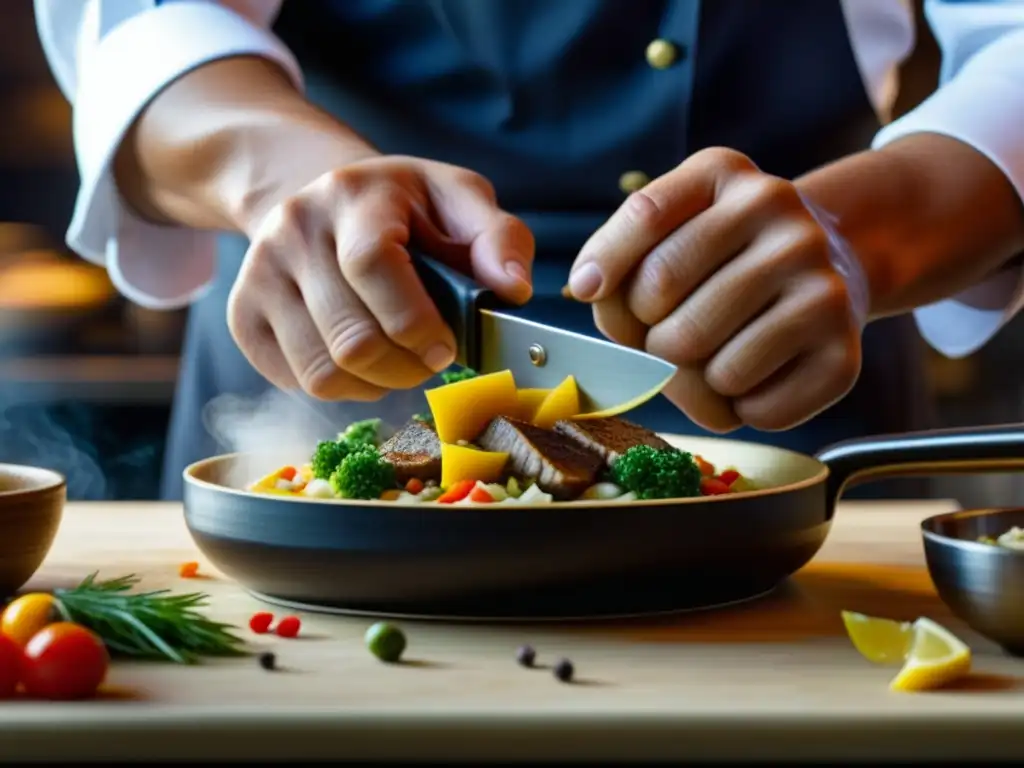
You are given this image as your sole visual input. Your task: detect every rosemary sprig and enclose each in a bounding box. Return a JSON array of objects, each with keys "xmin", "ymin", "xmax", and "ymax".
[{"xmin": 52, "ymin": 572, "xmax": 248, "ymax": 664}]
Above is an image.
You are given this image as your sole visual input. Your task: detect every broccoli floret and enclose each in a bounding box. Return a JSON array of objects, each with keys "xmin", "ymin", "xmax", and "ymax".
[
  {"xmin": 610, "ymin": 445, "xmax": 702, "ymax": 500},
  {"xmin": 441, "ymin": 366, "xmax": 478, "ymax": 384},
  {"xmin": 329, "ymin": 445, "xmax": 398, "ymax": 500},
  {"xmin": 341, "ymin": 418, "xmax": 382, "ymax": 448},
  {"xmin": 311, "ymin": 439, "xmax": 353, "ymax": 480}
]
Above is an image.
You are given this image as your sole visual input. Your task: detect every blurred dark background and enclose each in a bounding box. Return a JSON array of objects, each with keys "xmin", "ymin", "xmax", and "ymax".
[{"xmin": 0, "ymin": 1, "xmax": 1020, "ymax": 506}]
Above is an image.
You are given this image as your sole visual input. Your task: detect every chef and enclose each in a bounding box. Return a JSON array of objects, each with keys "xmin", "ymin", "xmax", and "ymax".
[{"xmin": 36, "ymin": 1, "xmax": 1024, "ymax": 500}]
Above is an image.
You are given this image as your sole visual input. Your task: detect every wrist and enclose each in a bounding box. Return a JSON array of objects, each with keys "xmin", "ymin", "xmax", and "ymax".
[{"xmin": 213, "ymin": 109, "xmax": 379, "ymax": 235}]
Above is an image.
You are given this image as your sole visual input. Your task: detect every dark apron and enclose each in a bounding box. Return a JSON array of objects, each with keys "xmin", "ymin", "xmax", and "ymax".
[{"xmin": 161, "ymin": 0, "xmax": 933, "ymax": 499}]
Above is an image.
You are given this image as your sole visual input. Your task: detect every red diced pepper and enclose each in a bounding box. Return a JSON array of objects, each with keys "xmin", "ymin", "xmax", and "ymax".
[
  {"xmin": 468, "ymin": 486, "xmax": 494, "ymax": 503},
  {"xmin": 405, "ymin": 477, "xmax": 425, "ymax": 494},
  {"xmin": 437, "ymin": 479, "xmax": 476, "ymax": 504},
  {"xmin": 700, "ymin": 477, "xmax": 732, "ymax": 496},
  {"xmin": 278, "ymin": 466, "xmax": 297, "ymax": 481},
  {"xmin": 695, "ymin": 455, "xmax": 715, "ymax": 477},
  {"xmin": 717, "ymin": 469, "xmax": 740, "ymax": 487}
]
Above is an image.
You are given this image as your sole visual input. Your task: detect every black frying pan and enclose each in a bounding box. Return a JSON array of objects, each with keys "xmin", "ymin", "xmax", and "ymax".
[{"xmin": 182, "ymin": 423, "xmax": 1024, "ymax": 620}]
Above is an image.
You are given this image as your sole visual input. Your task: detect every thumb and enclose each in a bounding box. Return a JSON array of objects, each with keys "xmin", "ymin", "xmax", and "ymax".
[{"xmin": 427, "ymin": 173, "xmax": 535, "ymax": 304}]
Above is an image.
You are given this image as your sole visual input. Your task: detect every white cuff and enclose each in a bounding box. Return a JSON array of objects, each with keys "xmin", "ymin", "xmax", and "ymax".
[
  {"xmin": 873, "ymin": 26, "xmax": 1024, "ymax": 358},
  {"xmin": 69, "ymin": 1, "xmax": 303, "ymax": 309}
]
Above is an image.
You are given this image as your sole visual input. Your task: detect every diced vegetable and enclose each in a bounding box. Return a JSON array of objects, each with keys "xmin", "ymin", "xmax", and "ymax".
[
  {"xmin": 404, "ymin": 477, "xmax": 425, "ymax": 494},
  {"xmin": 516, "ymin": 388, "xmax": 551, "ymax": 422},
  {"xmin": 699, "ymin": 477, "xmax": 732, "ymax": 496},
  {"xmin": 437, "ymin": 479, "xmax": 476, "ymax": 504},
  {"xmin": 579, "ymin": 482, "xmax": 625, "ymax": 500},
  {"xmin": 425, "ymin": 370, "xmax": 519, "ymax": 443},
  {"xmin": 531, "ymin": 375, "xmax": 580, "ymax": 429},
  {"xmin": 440, "ymin": 443, "xmax": 509, "ymax": 488},
  {"xmin": 695, "ymin": 455, "xmax": 715, "ymax": 477},
  {"xmin": 717, "ymin": 469, "xmax": 740, "ymax": 487},
  {"xmin": 468, "ymin": 485, "xmax": 494, "ymax": 503}
]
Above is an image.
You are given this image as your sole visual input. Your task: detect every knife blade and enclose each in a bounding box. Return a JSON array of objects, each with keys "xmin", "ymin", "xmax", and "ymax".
[{"xmin": 413, "ymin": 254, "xmax": 677, "ymax": 417}]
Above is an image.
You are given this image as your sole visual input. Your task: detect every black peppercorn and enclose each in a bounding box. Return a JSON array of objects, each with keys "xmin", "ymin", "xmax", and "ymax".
[
  {"xmin": 553, "ymin": 658, "xmax": 573, "ymax": 683},
  {"xmin": 516, "ymin": 644, "xmax": 536, "ymax": 668},
  {"xmin": 258, "ymin": 651, "xmax": 277, "ymax": 671}
]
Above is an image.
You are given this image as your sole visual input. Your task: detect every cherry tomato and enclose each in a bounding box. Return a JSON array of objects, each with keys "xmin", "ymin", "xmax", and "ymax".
[
  {"xmin": 0, "ymin": 634, "xmax": 22, "ymax": 699},
  {"xmin": 275, "ymin": 615, "xmax": 301, "ymax": 638},
  {"xmin": 248, "ymin": 611, "xmax": 274, "ymax": 634},
  {"xmin": 21, "ymin": 622, "xmax": 109, "ymax": 700},
  {"xmin": 1, "ymin": 593, "xmax": 58, "ymax": 647}
]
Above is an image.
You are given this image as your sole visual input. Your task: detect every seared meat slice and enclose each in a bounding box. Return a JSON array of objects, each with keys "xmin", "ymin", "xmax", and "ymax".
[
  {"xmin": 555, "ymin": 416, "xmax": 672, "ymax": 467},
  {"xmin": 477, "ymin": 416, "xmax": 603, "ymax": 500},
  {"xmin": 379, "ymin": 419, "xmax": 442, "ymax": 484}
]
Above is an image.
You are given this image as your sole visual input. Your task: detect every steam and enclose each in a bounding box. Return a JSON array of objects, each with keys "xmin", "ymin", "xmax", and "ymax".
[
  {"xmin": 0, "ymin": 400, "xmax": 108, "ymax": 500},
  {"xmin": 201, "ymin": 384, "xmax": 433, "ymax": 462}
]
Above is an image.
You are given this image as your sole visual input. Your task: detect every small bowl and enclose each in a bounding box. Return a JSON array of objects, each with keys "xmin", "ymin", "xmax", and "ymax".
[
  {"xmin": 0, "ymin": 464, "xmax": 65, "ymax": 596},
  {"xmin": 922, "ymin": 508, "xmax": 1024, "ymax": 656}
]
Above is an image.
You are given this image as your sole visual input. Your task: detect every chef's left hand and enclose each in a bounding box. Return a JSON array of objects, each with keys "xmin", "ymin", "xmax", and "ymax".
[{"xmin": 568, "ymin": 148, "xmax": 864, "ymax": 433}]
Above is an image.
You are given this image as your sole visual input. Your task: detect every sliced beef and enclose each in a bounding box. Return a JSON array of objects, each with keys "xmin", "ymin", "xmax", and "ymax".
[
  {"xmin": 554, "ymin": 416, "xmax": 672, "ymax": 467},
  {"xmin": 379, "ymin": 419, "xmax": 442, "ymax": 484},
  {"xmin": 477, "ymin": 416, "xmax": 603, "ymax": 500}
]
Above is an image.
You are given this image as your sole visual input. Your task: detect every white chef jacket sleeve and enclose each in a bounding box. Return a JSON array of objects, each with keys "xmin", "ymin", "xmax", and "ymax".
[
  {"xmin": 873, "ymin": 0, "xmax": 1024, "ymax": 358},
  {"xmin": 34, "ymin": 0, "xmax": 301, "ymax": 309}
]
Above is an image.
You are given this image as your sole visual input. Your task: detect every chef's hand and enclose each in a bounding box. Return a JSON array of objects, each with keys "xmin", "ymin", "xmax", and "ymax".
[
  {"xmin": 568, "ymin": 148, "xmax": 866, "ymax": 432},
  {"xmin": 227, "ymin": 156, "xmax": 534, "ymax": 400}
]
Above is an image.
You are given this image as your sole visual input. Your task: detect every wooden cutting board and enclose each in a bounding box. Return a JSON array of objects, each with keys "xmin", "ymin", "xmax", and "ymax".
[{"xmin": 2, "ymin": 500, "xmax": 1023, "ymax": 763}]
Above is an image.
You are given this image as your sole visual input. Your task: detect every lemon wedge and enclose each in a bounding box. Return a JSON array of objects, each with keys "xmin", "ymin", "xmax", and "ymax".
[{"xmin": 841, "ymin": 611, "xmax": 972, "ymax": 692}]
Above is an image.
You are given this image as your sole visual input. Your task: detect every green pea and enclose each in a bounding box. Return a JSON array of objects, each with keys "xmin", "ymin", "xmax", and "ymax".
[{"xmin": 365, "ymin": 621, "xmax": 407, "ymax": 663}]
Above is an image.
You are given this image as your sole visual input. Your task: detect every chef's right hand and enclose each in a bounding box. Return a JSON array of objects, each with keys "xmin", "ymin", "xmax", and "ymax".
[{"xmin": 226, "ymin": 156, "xmax": 534, "ymax": 400}]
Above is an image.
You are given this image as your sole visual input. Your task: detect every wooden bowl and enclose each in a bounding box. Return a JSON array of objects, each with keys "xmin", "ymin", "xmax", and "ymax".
[{"xmin": 0, "ymin": 464, "xmax": 65, "ymax": 596}]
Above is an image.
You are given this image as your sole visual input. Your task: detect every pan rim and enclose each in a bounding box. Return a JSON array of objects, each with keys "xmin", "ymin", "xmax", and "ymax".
[{"xmin": 183, "ymin": 432, "xmax": 829, "ymax": 511}]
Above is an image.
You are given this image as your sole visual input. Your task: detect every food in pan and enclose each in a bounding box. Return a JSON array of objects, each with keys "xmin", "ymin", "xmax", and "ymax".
[
  {"xmin": 248, "ymin": 367, "xmax": 760, "ymax": 504},
  {"xmin": 977, "ymin": 526, "xmax": 1024, "ymax": 550}
]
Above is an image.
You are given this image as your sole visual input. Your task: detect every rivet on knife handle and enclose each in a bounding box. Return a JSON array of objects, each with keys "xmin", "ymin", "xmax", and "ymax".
[{"xmin": 411, "ymin": 253, "xmax": 501, "ymax": 371}]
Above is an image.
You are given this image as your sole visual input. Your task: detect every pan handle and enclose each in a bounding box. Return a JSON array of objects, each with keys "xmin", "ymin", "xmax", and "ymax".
[{"xmin": 815, "ymin": 423, "xmax": 1024, "ymax": 505}]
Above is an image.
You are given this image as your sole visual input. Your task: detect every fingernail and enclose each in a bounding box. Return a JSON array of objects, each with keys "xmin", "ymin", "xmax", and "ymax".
[
  {"xmin": 422, "ymin": 343, "xmax": 456, "ymax": 373},
  {"xmin": 505, "ymin": 261, "xmax": 529, "ymax": 285},
  {"xmin": 568, "ymin": 263, "xmax": 602, "ymax": 301}
]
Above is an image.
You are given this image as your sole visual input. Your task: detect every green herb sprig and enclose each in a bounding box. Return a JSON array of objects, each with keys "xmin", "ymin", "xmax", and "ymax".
[{"xmin": 53, "ymin": 573, "xmax": 247, "ymax": 664}]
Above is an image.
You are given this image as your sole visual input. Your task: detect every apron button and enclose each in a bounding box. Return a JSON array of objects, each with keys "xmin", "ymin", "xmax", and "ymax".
[
  {"xmin": 646, "ymin": 39, "xmax": 680, "ymax": 69},
  {"xmin": 619, "ymin": 170, "xmax": 651, "ymax": 195}
]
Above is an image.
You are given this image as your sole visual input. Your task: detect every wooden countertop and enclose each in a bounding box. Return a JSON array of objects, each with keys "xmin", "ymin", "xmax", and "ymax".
[{"xmin": 4, "ymin": 499, "xmax": 1024, "ymax": 763}]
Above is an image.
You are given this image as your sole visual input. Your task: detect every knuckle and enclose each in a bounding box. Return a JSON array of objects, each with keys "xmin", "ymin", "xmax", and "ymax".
[
  {"xmin": 647, "ymin": 311, "xmax": 713, "ymax": 365},
  {"xmin": 691, "ymin": 146, "xmax": 755, "ymax": 174},
  {"xmin": 622, "ymin": 190, "xmax": 665, "ymax": 231},
  {"xmin": 705, "ymin": 357, "xmax": 747, "ymax": 398},
  {"xmin": 453, "ymin": 169, "xmax": 496, "ymax": 200},
  {"xmin": 381, "ymin": 309, "xmax": 435, "ymax": 350},
  {"xmin": 300, "ymin": 357, "xmax": 344, "ymax": 400},
  {"xmin": 323, "ymin": 166, "xmax": 368, "ymax": 196},
  {"xmin": 808, "ymin": 273, "xmax": 854, "ymax": 324},
  {"xmin": 327, "ymin": 316, "xmax": 387, "ymax": 370}
]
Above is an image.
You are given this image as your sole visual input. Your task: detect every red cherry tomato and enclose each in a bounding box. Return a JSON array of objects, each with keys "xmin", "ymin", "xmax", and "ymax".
[
  {"xmin": 21, "ymin": 622, "xmax": 109, "ymax": 700},
  {"xmin": 0, "ymin": 634, "xmax": 22, "ymax": 699},
  {"xmin": 275, "ymin": 615, "xmax": 301, "ymax": 638}
]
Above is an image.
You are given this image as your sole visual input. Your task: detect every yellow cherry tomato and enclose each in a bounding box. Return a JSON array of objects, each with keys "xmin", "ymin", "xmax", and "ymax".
[{"xmin": 2, "ymin": 592, "xmax": 59, "ymax": 646}]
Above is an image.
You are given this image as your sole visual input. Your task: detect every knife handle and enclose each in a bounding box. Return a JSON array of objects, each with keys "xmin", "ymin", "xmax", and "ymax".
[{"xmin": 412, "ymin": 253, "xmax": 502, "ymax": 371}]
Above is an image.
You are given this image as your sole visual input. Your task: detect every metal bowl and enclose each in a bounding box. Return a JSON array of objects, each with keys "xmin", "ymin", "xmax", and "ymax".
[{"xmin": 921, "ymin": 508, "xmax": 1024, "ymax": 657}]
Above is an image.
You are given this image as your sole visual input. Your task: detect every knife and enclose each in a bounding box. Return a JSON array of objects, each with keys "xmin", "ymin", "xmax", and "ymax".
[{"xmin": 412, "ymin": 254, "xmax": 678, "ymax": 418}]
